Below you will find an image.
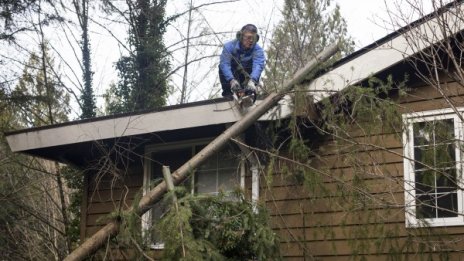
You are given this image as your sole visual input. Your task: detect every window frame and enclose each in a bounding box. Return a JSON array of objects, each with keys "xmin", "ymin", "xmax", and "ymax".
[
  {"xmin": 403, "ymin": 107, "xmax": 464, "ymax": 227},
  {"xmin": 141, "ymin": 138, "xmax": 246, "ymax": 249}
]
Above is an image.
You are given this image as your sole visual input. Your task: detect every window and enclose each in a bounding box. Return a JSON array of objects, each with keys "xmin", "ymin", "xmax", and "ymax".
[
  {"xmin": 403, "ymin": 108, "xmax": 464, "ymax": 227},
  {"xmin": 141, "ymin": 140, "xmax": 243, "ymax": 247},
  {"xmin": 194, "ymin": 145, "xmax": 240, "ymax": 195}
]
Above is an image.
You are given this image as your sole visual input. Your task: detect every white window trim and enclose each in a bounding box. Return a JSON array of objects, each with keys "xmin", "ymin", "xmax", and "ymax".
[
  {"xmin": 403, "ymin": 107, "xmax": 464, "ymax": 227},
  {"xmin": 141, "ymin": 138, "xmax": 249, "ymax": 249}
]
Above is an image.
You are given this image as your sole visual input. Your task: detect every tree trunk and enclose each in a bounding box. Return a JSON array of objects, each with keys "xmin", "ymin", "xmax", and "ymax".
[
  {"xmin": 64, "ymin": 43, "xmax": 339, "ymax": 261},
  {"xmin": 54, "ymin": 161, "xmax": 71, "ymax": 255},
  {"xmin": 180, "ymin": 0, "xmax": 194, "ymax": 104}
]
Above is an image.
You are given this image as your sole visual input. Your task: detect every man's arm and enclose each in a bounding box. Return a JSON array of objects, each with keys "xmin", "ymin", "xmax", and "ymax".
[
  {"xmin": 219, "ymin": 42, "xmax": 235, "ymax": 82},
  {"xmin": 250, "ymin": 45, "xmax": 265, "ymax": 83}
]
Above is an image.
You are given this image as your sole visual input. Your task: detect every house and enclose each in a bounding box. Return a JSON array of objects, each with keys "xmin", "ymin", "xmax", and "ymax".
[{"xmin": 6, "ymin": 2, "xmax": 464, "ymax": 260}]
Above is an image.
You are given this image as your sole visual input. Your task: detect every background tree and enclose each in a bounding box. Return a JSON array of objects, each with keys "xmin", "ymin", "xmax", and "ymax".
[
  {"xmin": 265, "ymin": 0, "xmax": 354, "ymax": 92},
  {"xmin": 173, "ymin": 0, "xmax": 239, "ymax": 103},
  {"xmin": 12, "ymin": 45, "xmax": 70, "ymax": 126},
  {"xmin": 105, "ymin": 0, "xmax": 170, "ymax": 114},
  {"xmin": 0, "ymin": 1, "xmax": 84, "ymax": 258},
  {"xmin": 180, "ymin": 0, "xmax": 194, "ymax": 104},
  {"xmin": 0, "ymin": 41, "xmax": 76, "ymax": 259},
  {"xmin": 0, "ymin": 0, "xmax": 39, "ymax": 41},
  {"xmin": 73, "ymin": 0, "xmax": 96, "ymax": 119}
]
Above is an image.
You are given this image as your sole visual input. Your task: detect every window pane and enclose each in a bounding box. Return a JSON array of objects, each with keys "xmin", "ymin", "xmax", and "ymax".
[
  {"xmin": 436, "ymin": 192, "xmax": 458, "ymax": 218},
  {"xmin": 151, "ymin": 201, "xmax": 167, "ymax": 243},
  {"xmin": 416, "ymin": 194, "xmax": 436, "ymax": 219},
  {"xmin": 151, "ymin": 148, "xmax": 192, "ymax": 180},
  {"xmin": 195, "ymin": 144, "xmax": 239, "ymax": 195},
  {"xmin": 216, "ymin": 148, "xmax": 239, "ymax": 168},
  {"xmin": 411, "ymin": 117, "xmax": 459, "ymax": 222},
  {"xmin": 436, "ymin": 168, "xmax": 457, "ymax": 193},
  {"xmin": 413, "ymin": 122, "xmax": 431, "ymax": 146},
  {"xmin": 218, "ymin": 169, "xmax": 239, "ymax": 192},
  {"xmin": 434, "ymin": 119, "xmax": 454, "ymax": 144},
  {"xmin": 414, "ymin": 120, "xmax": 454, "ymax": 145},
  {"xmin": 414, "ymin": 146, "xmax": 434, "ymax": 171},
  {"xmin": 197, "ymin": 155, "xmax": 218, "ymax": 170},
  {"xmin": 415, "ymin": 170, "xmax": 435, "ymax": 194},
  {"xmin": 435, "ymin": 143, "xmax": 456, "ymax": 169},
  {"xmin": 196, "ymin": 169, "xmax": 217, "ymax": 194}
]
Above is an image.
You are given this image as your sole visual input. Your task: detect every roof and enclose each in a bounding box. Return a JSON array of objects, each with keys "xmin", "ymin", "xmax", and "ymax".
[
  {"xmin": 5, "ymin": 98, "xmax": 291, "ymax": 153},
  {"xmin": 6, "ymin": 1, "xmax": 464, "ymax": 158}
]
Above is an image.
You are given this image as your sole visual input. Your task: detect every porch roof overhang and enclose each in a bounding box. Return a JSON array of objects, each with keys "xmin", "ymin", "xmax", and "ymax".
[{"xmin": 5, "ymin": 98, "xmax": 291, "ymax": 155}]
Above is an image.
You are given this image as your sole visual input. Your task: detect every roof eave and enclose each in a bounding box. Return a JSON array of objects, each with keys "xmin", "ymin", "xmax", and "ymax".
[{"xmin": 6, "ymin": 99, "xmax": 292, "ymax": 153}]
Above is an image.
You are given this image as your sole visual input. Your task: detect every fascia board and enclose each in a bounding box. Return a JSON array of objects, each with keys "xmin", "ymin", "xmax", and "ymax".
[
  {"xmin": 308, "ymin": 3, "xmax": 464, "ymax": 101},
  {"xmin": 6, "ymin": 100, "xmax": 291, "ymax": 152}
]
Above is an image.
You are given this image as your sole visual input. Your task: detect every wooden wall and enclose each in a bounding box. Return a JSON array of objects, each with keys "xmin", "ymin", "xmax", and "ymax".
[
  {"xmin": 81, "ymin": 168, "xmax": 142, "ymax": 239},
  {"xmin": 262, "ymin": 81, "xmax": 464, "ymax": 260}
]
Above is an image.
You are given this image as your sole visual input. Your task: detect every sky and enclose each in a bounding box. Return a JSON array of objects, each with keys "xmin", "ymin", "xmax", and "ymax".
[{"xmin": 335, "ymin": 0, "xmax": 391, "ymax": 48}]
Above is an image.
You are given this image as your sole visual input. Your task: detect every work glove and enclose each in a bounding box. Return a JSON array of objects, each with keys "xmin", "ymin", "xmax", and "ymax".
[
  {"xmin": 230, "ymin": 79, "xmax": 241, "ymax": 92},
  {"xmin": 246, "ymin": 80, "xmax": 256, "ymax": 92}
]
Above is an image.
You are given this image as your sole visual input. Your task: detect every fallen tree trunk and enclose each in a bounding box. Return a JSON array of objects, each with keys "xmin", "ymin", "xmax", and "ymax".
[{"xmin": 64, "ymin": 43, "xmax": 339, "ymax": 261}]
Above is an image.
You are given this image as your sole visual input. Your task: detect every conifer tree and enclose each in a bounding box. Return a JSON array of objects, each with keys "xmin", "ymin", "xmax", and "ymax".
[
  {"xmin": 74, "ymin": 0, "xmax": 96, "ymax": 119},
  {"xmin": 12, "ymin": 44, "xmax": 70, "ymax": 126},
  {"xmin": 265, "ymin": 0, "xmax": 354, "ymax": 91},
  {"xmin": 0, "ymin": 43, "xmax": 74, "ymax": 260},
  {"xmin": 106, "ymin": 0, "xmax": 170, "ymax": 114}
]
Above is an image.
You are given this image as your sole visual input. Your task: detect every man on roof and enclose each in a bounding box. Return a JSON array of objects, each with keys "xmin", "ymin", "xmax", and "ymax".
[{"xmin": 219, "ymin": 24, "xmax": 265, "ymax": 100}]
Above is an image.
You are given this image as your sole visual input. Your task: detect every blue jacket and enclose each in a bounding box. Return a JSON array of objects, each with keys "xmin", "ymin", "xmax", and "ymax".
[{"xmin": 219, "ymin": 39, "xmax": 265, "ymax": 83}]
